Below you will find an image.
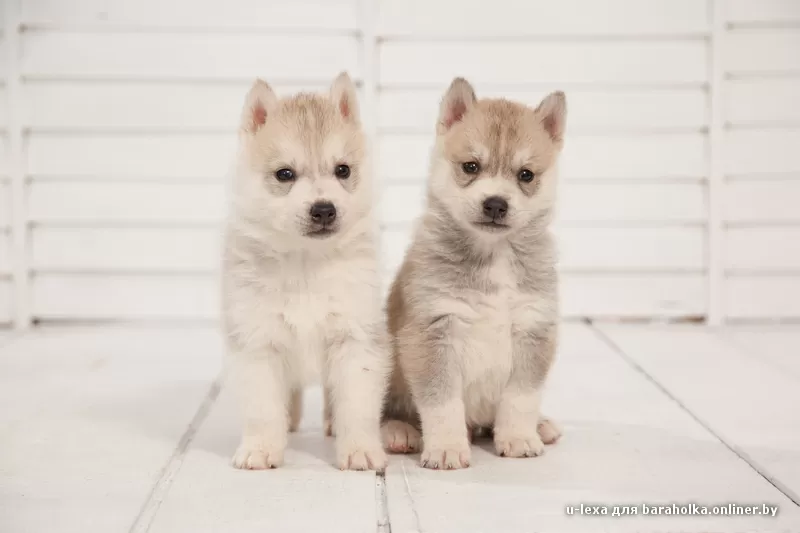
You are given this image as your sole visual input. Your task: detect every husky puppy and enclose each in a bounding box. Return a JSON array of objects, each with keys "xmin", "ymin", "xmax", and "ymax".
[
  {"xmin": 223, "ymin": 73, "xmax": 388, "ymax": 471},
  {"xmin": 382, "ymin": 78, "xmax": 565, "ymax": 469}
]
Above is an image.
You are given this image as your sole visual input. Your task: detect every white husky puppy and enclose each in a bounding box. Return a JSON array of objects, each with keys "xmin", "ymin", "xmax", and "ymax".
[{"xmin": 223, "ymin": 73, "xmax": 388, "ymax": 471}]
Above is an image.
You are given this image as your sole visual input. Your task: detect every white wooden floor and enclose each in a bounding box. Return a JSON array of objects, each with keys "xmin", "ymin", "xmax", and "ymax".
[{"xmin": 1, "ymin": 323, "xmax": 799, "ymax": 533}]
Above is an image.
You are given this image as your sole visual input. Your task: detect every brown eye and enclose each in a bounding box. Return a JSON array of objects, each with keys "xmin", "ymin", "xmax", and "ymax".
[
  {"xmin": 462, "ymin": 161, "xmax": 480, "ymax": 174},
  {"xmin": 275, "ymin": 168, "xmax": 295, "ymax": 182},
  {"xmin": 518, "ymin": 168, "xmax": 535, "ymax": 182},
  {"xmin": 334, "ymin": 164, "xmax": 351, "ymax": 179}
]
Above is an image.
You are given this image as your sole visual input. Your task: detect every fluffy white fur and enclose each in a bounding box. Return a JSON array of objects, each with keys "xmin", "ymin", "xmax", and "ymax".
[{"xmin": 223, "ymin": 73, "xmax": 389, "ymax": 471}]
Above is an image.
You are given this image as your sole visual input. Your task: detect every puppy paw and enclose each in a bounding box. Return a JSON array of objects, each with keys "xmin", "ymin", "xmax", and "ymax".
[
  {"xmin": 494, "ymin": 433, "xmax": 545, "ymax": 458},
  {"xmin": 232, "ymin": 442, "xmax": 285, "ymax": 470},
  {"xmin": 382, "ymin": 420, "xmax": 422, "ymax": 454},
  {"xmin": 538, "ymin": 417, "xmax": 562, "ymax": 445},
  {"xmin": 337, "ymin": 439, "xmax": 388, "ymax": 471},
  {"xmin": 420, "ymin": 441, "xmax": 471, "ymax": 470}
]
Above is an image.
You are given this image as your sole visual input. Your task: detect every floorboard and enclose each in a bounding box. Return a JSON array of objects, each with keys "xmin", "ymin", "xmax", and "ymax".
[
  {"xmin": 147, "ymin": 386, "xmax": 380, "ymax": 533},
  {"xmin": 598, "ymin": 324, "xmax": 800, "ymax": 509},
  {"xmin": 385, "ymin": 323, "xmax": 800, "ymax": 532},
  {"xmin": 0, "ymin": 326, "xmax": 222, "ymax": 533},
  {"xmin": 2, "ymin": 324, "xmax": 799, "ymax": 532},
  {"xmin": 723, "ymin": 326, "xmax": 800, "ymax": 383}
]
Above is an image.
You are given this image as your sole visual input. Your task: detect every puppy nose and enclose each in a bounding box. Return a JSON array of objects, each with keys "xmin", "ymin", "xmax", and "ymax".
[
  {"xmin": 310, "ymin": 201, "xmax": 337, "ymax": 224},
  {"xmin": 482, "ymin": 196, "xmax": 508, "ymax": 220}
]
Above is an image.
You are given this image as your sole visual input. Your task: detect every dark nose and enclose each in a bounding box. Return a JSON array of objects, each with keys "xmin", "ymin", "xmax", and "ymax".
[
  {"xmin": 310, "ymin": 201, "xmax": 337, "ymax": 224},
  {"xmin": 482, "ymin": 196, "xmax": 508, "ymax": 220}
]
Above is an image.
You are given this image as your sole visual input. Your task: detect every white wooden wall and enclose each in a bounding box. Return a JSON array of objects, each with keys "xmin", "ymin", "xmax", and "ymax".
[{"xmin": 0, "ymin": 0, "xmax": 798, "ymax": 327}]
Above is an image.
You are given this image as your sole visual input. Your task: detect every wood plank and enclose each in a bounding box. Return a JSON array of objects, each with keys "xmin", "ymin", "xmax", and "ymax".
[
  {"xmin": 381, "ymin": 183, "xmax": 706, "ymax": 225},
  {"xmin": 379, "ymin": 133, "xmax": 707, "ymax": 181},
  {"xmin": 726, "ymin": 30, "xmax": 800, "ymax": 74},
  {"xmin": 379, "ymin": 0, "xmax": 707, "ymax": 36},
  {"xmin": 727, "ymin": 80, "xmax": 800, "ymax": 125},
  {"xmin": 599, "ymin": 324, "xmax": 800, "ymax": 505},
  {"xmin": 31, "ymin": 227, "xmax": 221, "ymax": 273},
  {"xmin": 561, "ymin": 274, "xmax": 705, "ymax": 318},
  {"xmin": 726, "ymin": 276, "xmax": 800, "ymax": 319},
  {"xmin": 22, "ymin": 0, "xmax": 358, "ymax": 30},
  {"xmin": 379, "ymin": 41, "xmax": 707, "ymax": 85},
  {"xmin": 558, "ymin": 228, "xmax": 705, "ymax": 271},
  {"xmin": 31, "ymin": 274, "xmax": 218, "ymax": 320},
  {"xmin": 148, "ymin": 386, "xmax": 378, "ymax": 533},
  {"xmin": 386, "ymin": 323, "xmax": 800, "ymax": 532},
  {"xmin": 725, "ymin": 130, "xmax": 800, "ymax": 175},
  {"xmin": 724, "ymin": 326, "xmax": 800, "ymax": 381},
  {"xmin": 383, "ymin": 226, "xmax": 705, "ymax": 274},
  {"xmin": 725, "ymin": 180, "xmax": 800, "ymax": 223},
  {"xmin": 0, "ymin": 326, "xmax": 222, "ymax": 532},
  {"xmin": 727, "ymin": 0, "xmax": 800, "ymax": 24},
  {"xmin": 379, "ymin": 88, "xmax": 707, "ymax": 131},
  {"xmin": 726, "ymin": 227, "xmax": 800, "ymax": 271},
  {"xmin": 25, "ymin": 82, "xmax": 335, "ymax": 131},
  {"xmin": 22, "ymin": 32, "xmax": 360, "ymax": 81},
  {"xmin": 28, "ymin": 134, "xmax": 236, "ymax": 179},
  {"xmin": 29, "ymin": 182, "xmax": 226, "ymax": 224}
]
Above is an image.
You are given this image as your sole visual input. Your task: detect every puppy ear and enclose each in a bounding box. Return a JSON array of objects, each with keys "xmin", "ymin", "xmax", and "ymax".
[
  {"xmin": 241, "ymin": 79, "xmax": 277, "ymax": 134},
  {"xmin": 330, "ymin": 72, "xmax": 360, "ymax": 123},
  {"xmin": 536, "ymin": 91, "xmax": 567, "ymax": 143},
  {"xmin": 438, "ymin": 77, "xmax": 476, "ymax": 133}
]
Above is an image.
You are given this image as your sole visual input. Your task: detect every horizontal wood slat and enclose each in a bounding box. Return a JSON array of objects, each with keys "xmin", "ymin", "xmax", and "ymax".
[
  {"xmin": 30, "ymin": 273, "xmax": 706, "ymax": 321},
  {"xmin": 379, "ymin": 0, "xmax": 708, "ymax": 37},
  {"xmin": 378, "ymin": 134, "xmax": 707, "ymax": 181},
  {"xmin": 379, "ymin": 41, "xmax": 707, "ymax": 86},
  {"xmin": 22, "ymin": 33, "xmax": 360, "ymax": 81},
  {"xmin": 379, "ymin": 89, "xmax": 707, "ymax": 132},
  {"xmin": 381, "ymin": 183, "xmax": 705, "ymax": 225},
  {"xmin": 22, "ymin": 0, "xmax": 359, "ymax": 31},
  {"xmin": 726, "ymin": 277, "xmax": 800, "ymax": 319},
  {"xmin": 726, "ymin": 181, "xmax": 800, "ymax": 223}
]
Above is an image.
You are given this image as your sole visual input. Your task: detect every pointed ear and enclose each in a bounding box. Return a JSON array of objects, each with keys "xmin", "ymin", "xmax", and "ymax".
[
  {"xmin": 241, "ymin": 79, "xmax": 277, "ymax": 134},
  {"xmin": 536, "ymin": 91, "xmax": 567, "ymax": 143},
  {"xmin": 438, "ymin": 77, "xmax": 476, "ymax": 133},
  {"xmin": 330, "ymin": 72, "xmax": 360, "ymax": 123}
]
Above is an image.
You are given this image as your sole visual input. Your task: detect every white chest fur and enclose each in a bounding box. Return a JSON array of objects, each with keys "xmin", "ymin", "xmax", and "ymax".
[
  {"xmin": 438, "ymin": 252, "xmax": 552, "ymax": 425},
  {"xmin": 227, "ymin": 251, "xmax": 380, "ymax": 385}
]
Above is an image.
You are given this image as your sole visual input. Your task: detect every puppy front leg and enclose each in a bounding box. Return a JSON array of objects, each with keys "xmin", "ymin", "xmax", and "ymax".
[
  {"xmin": 404, "ymin": 317, "xmax": 471, "ymax": 470},
  {"xmin": 326, "ymin": 330, "xmax": 389, "ymax": 471},
  {"xmin": 494, "ymin": 326, "xmax": 557, "ymax": 458},
  {"xmin": 493, "ymin": 386, "xmax": 545, "ymax": 458},
  {"xmin": 417, "ymin": 394, "xmax": 471, "ymax": 469},
  {"xmin": 230, "ymin": 352, "xmax": 290, "ymax": 469}
]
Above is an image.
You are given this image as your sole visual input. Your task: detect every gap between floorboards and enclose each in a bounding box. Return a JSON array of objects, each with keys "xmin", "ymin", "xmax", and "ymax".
[
  {"xmin": 588, "ymin": 322, "xmax": 800, "ymax": 508},
  {"xmin": 127, "ymin": 376, "xmax": 224, "ymax": 533}
]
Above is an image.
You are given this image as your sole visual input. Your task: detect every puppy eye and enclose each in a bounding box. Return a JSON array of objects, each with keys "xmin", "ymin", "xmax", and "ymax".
[
  {"xmin": 518, "ymin": 168, "xmax": 535, "ymax": 183},
  {"xmin": 462, "ymin": 161, "xmax": 480, "ymax": 174},
  {"xmin": 275, "ymin": 168, "xmax": 295, "ymax": 182},
  {"xmin": 334, "ymin": 164, "xmax": 351, "ymax": 179}
]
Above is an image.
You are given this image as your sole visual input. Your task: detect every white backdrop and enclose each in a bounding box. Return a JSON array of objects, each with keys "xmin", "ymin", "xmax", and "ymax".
[{"xmin": 1, "ymin": 0, "xmax": 799, "ymax": 327}]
